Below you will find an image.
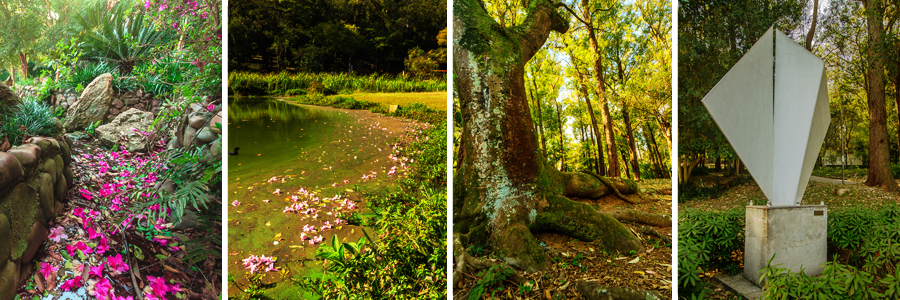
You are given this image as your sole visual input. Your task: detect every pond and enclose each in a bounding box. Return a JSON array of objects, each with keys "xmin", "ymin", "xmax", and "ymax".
[{"xmin": 227, "ymin": 97, "xmax": 420, "ymax": 298}]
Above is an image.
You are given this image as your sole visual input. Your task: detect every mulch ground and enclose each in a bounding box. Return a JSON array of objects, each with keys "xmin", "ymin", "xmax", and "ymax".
[{"xmin": 454, "ymin": 179, "xmax": 673, "ymax": 300}]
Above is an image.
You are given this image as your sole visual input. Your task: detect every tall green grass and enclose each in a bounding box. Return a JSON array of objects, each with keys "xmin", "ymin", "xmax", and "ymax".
[
  {"xmin": 1, "ymin": 97, "xmax": 62, "ymax": 146},
  {"xmin": 228, "ymin": 72, "xmax": 447, "ymax": 96}
]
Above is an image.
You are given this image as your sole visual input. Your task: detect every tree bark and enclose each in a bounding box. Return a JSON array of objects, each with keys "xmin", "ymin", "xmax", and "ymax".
[
  {"xmin": 554, "ymin": 94, "xmax": 566, "ymax": 171},
  {"xmin": 862, "ymin": 0, "xmax": 898, "ymax": 190},
  {"xmin": 454, "ymin": 0, "xmax": 642, "ymax": 272},
  {"xmin": 622, "ymin": 100, "xmax": 640, "ymax": 180},
  {"xmin": 18, "ymin": 51, "xmax": 28, "ymax": 80},
  {"xmin": 584, "ymin": 13, "xmax": 620, "ymax": 177},
  {"xmin": 805, "ymin": 0, "xmax": 818, "ymax": 51}
]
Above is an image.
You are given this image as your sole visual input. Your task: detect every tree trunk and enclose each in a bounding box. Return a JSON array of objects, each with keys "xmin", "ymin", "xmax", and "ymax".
[
  {"xmin": 622, "ymin": 100, "xmax": 640, "ymax": 180},
  {"xmin": 586, "ymin": 25, "xmax": 620, "ymax": 177},
  {"xmin": 862, "ymin": 0, "xmax": 898, "ymax": 190},
  {"xmin": 569, "ymin": 49, "xmax": 606, "ymax": 175},
  {"xmin": 805, "ymin": 0, "xmax": 818, "ymax": 51},
  {"xmin": 895, "ymin": 54, "xmax": 900, "ymax": 164},
  {"xmin": 454, "ymin": 0, "xmax": 642, "ymax": 272},
  {"xmin": 644, "ymin": 122, "xmax": 665, "ymax": 178},
  {"xmin": 554, "ymin": 95, "xmax": 566, "ymax": 171},
  {"xmin": 530, "ymin": 73, "xmax": 548, "ymax": 158},
  {"xmin": 18, "ymin": 52, "xmax": 28, "ymax": 80}
]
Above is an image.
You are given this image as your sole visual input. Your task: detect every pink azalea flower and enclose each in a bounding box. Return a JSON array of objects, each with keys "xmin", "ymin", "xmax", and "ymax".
[
  {"xmin": 80, "ymin": 189, "xmax": 94, "ymax": 201},
  {"xmin": 87, "ymin": 226, "xmax": 101, "ymax": 240},
  {"xmin": 95, "ymin": 236, "xmax": 109, "ymax": 255},
  {"xmin": 75, "ymin": 241, "xmax": 93, "ymax": 254},
  {"xmin": 272, "ymin": 189, "xmax": 282, "ymax": 195},
  {"xmin": 66, "ymin": 244, "xmax": 77, "ymax": 257},
  {"xmin": 73, "ymin": 207, "xmax": 85, "ymax": 218},
  {"xmin": 144, "ymin": 0, "xmax": 151, "ymax": 9},
  {"xmin": 116, "ymin": 296, "xmax": 134, "ymax": 300},
  {"xmin": 242, "ymin": 255, "xmax": 277, "ymax": 274},
  {"xmin": 344, "ymin": 180, "xmax": 349, "ymax": 184},
  {"xmin": 39, "ymin": 262, "xmax": 59, "ymax": 280},
  {"xmin": 149, "ymin": 204, "xmax": 160, "ymax": 211},
  {"xmin": 90, "ymin": 264, "xmax": 105, "ymax": 277},
  {"xmin": 60, "ymin": 277, "xmax": 82, "ymax": 291},
  {"xmin": 206, "ymin": 104, "xmax": 215, "ymax": 111},
  {"xmin": 107, "ymin": 253, "xmax": 129, "ymax": 274},
  {"xmin": 147, "ymin": 276, "xmax": 170, "ymax": 296},
  {"xmin": 153, "ymin": 237, "xmax": 168, "ymax": 246},
  {"xmin": 231, "ymin": 200, "xmax": 240, "ymax": 206},
  {"xmin": 48, "ymin": 226, "xmax": 68, "ymax": 242},
  {"xmin": 94, "ymin": 277, "xmax": 113, "ymax": 300}
]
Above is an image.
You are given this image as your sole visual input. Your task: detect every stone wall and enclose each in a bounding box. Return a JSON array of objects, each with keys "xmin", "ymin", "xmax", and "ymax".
[
  {"xmin": 0, "ymin": 137, "xmax": 74, "ymax": 299},
  {"xmin": 15, "ymin": 86, "xmax": 163, "ymax": 121},
  {"xmin": 171, "ymin": 102, "xmax": 223, "ymax": 161}
]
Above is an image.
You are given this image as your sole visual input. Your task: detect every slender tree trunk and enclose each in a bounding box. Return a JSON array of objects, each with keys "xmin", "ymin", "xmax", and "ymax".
[
  {"xmin": 18, "ymin": 52, "xmax": 28, "ymax": 80},
  {"xmin": 587, "ymin": 33, "xmax": 620, "ymax": 177},
  {"xmin": 862, "ymin": 0, "xmax": 897, "ymax": 190},
  {"xmin": 895, "ymin": 55, "xmax": 900, "ymax": 164},
  {"xmin": 554, "ymin": 95, "xmax": 566, "ymax": 171},
  {"xmin": 805, "ymin": 0, "xmax": 818, "ymax": 51},
  {"xmin": 644, "ymin": 122, "xmax": 664, "ymax": 178},
  {"xmin": 454, "ymin": 0, "xmax": 641, "ymax": 272},
  {"xmin": 569, "ymin": 50, "xmax": 606, "ymax": 175},
  {"xmin": 531, "ymin": 73, "xmax": 548, "ymax": 158}
]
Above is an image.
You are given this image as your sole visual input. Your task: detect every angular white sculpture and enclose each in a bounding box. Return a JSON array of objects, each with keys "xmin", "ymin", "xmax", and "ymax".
[{"xmin": 702, "ymin": 27, "xmax": 831, "ymax": 206}]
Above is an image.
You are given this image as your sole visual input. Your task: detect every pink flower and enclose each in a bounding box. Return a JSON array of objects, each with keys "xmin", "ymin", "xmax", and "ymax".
[
  {"xmin": 144, "ymin": 0, "xmax": 151, "ymax": 9},
  {"xmin": 60, "ymin": 277, "xmax": 82, "ymax": 291},
  {"xmin": 39, "ymin": 262, "xmax": 59, "ymax": 281},
  {"xmin": 90, "ymin": 263, "xmax": 105, "ymax": 277},
  {"xmin": 153, "ymin": 237, "xmax": 168, "ymax": 246},
  {"xmin": 66, "ymin": 244, "xmax": 77, "ymax": 257},
  {"xmin": 75, "ymin": 241, "xmax": 93, "ymax": 254},
  {"xmin": 231, "ymin": 200, "xmax": 240, "ymax": 206},
  {"xmin": 242, "ymin": 255, "xmax": 277, "ymax": 274},
  {"xmin": 207, "ymin": 104, "xmax": 215, "ymax": 111},
  {"xmin": 48, "ymin": 226, "xmax": 68, "ymax": 242},
  {"xmin": 80, "ymin": 189, "xmax": 94, "ymax": 200},
  {"xmin": 94, "ymin": 277, "xmax": 113, "ymax": 300},
  {"xmin": 149, "ymin": 204, "xmax": 160, "ymax": 211},
  {"xmin": 95, "ymin": 235, "xmax": 110, "ymax": 255},
  {"xmin": 73, "ymin": 207, "xmax": 85, "ymax": 218},
  {"xmin": 107, "ymin": 253, "xmax": 130, "ymax": 274},
  {"xmin": 87, "ymin": 226, "xmax": 102, "ymax": 240},
  {"xmin": 148, "ymin": 276, "xmax": 169, "ymax": 295},
  {"xmin": 273, "ymin": 189, "xmax": 282, "ymax": 195}
]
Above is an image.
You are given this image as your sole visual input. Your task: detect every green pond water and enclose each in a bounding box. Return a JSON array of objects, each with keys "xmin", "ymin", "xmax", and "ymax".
[{"xmin": 228, "ymin": 97, "xmax": 415, "ymax": 298}]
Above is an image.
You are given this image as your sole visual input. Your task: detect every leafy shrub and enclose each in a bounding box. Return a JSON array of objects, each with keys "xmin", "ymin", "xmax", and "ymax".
[
  {"xmin": 0, "ymin": 97, "xmax": 62, "ymax": 146},
  {"xmin": 292, "ymin": 94, "xmax": 381, "ymax": 110},
  {"xmin": 678, "ymin": 209, "xmax": 744, "ymax": 298},
  {"xmin": 229, "ymin": 71, "xmax": 447, "ymax": 96}
]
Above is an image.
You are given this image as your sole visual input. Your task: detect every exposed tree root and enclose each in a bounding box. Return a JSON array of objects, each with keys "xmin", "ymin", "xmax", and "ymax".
[
  {"xmin": 637, "ymin": 226, "xmax": 671, "ymax": 244},
  {"xmin": 575, "ymin": 280, "xmax": 664, "ymax": 300},
  {"xmin": 533, "ymin": 194, "xmax": 643, "ymax": 254},
  {"xmin": 609, "ymin": 209, "xmax": 672, "ymax": 227},
  {"xmin": 580, "ymin": 171, "xmax": 652, "ymax": 204}
]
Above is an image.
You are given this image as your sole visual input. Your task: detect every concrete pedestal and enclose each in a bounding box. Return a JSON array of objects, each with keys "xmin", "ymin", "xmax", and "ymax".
[{"xmin": 743, "ymin": 205, "xmax": 827, "ymax": 286}]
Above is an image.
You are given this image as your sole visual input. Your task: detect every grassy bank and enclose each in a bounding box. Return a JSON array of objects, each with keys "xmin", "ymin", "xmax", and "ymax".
[{"xmin": 229, "ymin": 72, "xmax": 446, "ymax": 96}]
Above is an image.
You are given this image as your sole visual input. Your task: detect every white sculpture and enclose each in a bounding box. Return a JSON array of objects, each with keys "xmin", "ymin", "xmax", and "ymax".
[{"xmin": 702, "ymin": 27, "xmax": 830, "ymax": 206}]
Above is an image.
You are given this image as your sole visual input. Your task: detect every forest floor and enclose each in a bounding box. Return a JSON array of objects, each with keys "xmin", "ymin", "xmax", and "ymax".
[
  {"xmin": 455, "ymin": 178, "xmax": 673, "ymax": 300},
  {"xmin": 335, "ymin": 92, "xmax": 447, "ymax": 110},
  {"xmin": 678, "ymin": 174, "xmax": 899, "ymax": 299},
  {"xmin": 16, "ymin": 134, "xmax": 221, "ymax": 300}
]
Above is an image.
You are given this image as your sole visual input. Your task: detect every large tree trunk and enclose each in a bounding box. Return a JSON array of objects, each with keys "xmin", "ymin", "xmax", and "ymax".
[
  {"xmin": 454, "ymin": 0, "xmax": 642, "ymax": 272},
  {"xmin": 862, "ymin": 0, "xmax": 898, "ymax": 190}
]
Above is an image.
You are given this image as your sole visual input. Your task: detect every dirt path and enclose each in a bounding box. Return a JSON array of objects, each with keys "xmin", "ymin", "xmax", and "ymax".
[{"xmin": 809, "ymin": 175, "xmax": 859, "ymax": 185}]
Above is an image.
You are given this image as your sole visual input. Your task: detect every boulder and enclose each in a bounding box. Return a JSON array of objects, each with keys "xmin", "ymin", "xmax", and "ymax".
[
  {"xmin": 0, "ymin": 83, "xmax": 20, "ymax": 113},
  {"xmin": 64, "ymin": 73, "xmax": 115, "ymax": 129},
  {"xmin": 95, "ymin": 108, "xmax": 154, "ymax": 152},
  {"xmin": 0, "ymin": 213, "xmax": 10, "ymax": 269},
  {"xmin": 0, "ymin": 153, "xmax": 23, "ymax": 190}
]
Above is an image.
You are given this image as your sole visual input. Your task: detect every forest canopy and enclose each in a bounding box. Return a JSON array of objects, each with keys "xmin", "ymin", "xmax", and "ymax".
[{"xmin": 229, "ymin": 0, "xmax": 447, "ymax": 75}]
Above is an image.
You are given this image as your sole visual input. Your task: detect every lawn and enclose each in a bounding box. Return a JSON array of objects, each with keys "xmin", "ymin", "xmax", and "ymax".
[{"xmin": 336, "ymin": 92, "xmax": 448, "ymax": 111}]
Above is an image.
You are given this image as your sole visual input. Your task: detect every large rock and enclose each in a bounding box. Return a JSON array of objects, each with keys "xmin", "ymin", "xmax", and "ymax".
[
  {"xmin": 0, "ymin": 213, "xmax": 10, "ymax": 270},
  {"xmin": 0, "ymin": 153, "xmax": 23, "ymax": 190},
  {"xmin": 96, "ymin": 108, "xmax": 154, "ymax": 152},
  {"xmin": 64, "ymin": 73, "xmax": 115, "ymax": 129},
  {"xmin": 0, "ymin": 83, "xmax": 20, "ymax": 113}
]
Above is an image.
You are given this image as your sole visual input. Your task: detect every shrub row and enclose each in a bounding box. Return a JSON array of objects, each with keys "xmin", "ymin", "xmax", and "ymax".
[{"xmin": 228, "ymin": 71, "xmax": 447, "ymax": 96}]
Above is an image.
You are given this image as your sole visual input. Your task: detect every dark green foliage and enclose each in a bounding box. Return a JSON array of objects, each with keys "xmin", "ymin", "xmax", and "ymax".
[
  {"xmin": 229, "ymin": 0, "xmax": 446, "ymax": 73},
  {"xmin": 467, "ymin": 264, "xmax": 514, "ymax": 300},
  {"xmin": 679, "ymin": 175, "xmax": 752, "ymax": 202},
  {"xmin": 0, "ymin": 97, "xmax": 61, "ymax": 146},
  {"xmin": 74, "ymin": 1, "xmax": 170, "ymax": 74},
  {"xmin": 677, "ymin": 209, "xmax": 745, "ymax": 298}
]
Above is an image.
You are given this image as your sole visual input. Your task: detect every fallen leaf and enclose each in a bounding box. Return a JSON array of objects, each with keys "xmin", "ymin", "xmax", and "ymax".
[{"xmin": 627, "ymin": 257, "xmax": 640, "ymax": 264}]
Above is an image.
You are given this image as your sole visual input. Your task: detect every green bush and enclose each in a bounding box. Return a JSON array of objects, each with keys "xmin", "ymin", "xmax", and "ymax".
[
  {"xmin": 678, "ymin": 209, "xmax": 745, "ymax": 298},
  {"xmin": 228, "ymin": 71, "xmax": 447, "ymax": 96},
  {"xmin": 0, "ymin": 97, "xmax": 62, "ymax": 146}
]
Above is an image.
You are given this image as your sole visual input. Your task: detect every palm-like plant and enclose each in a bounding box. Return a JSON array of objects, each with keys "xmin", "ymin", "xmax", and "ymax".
[{"xmin": 74, "ymin": 1, "xmax": 169, "ymax": 74}]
